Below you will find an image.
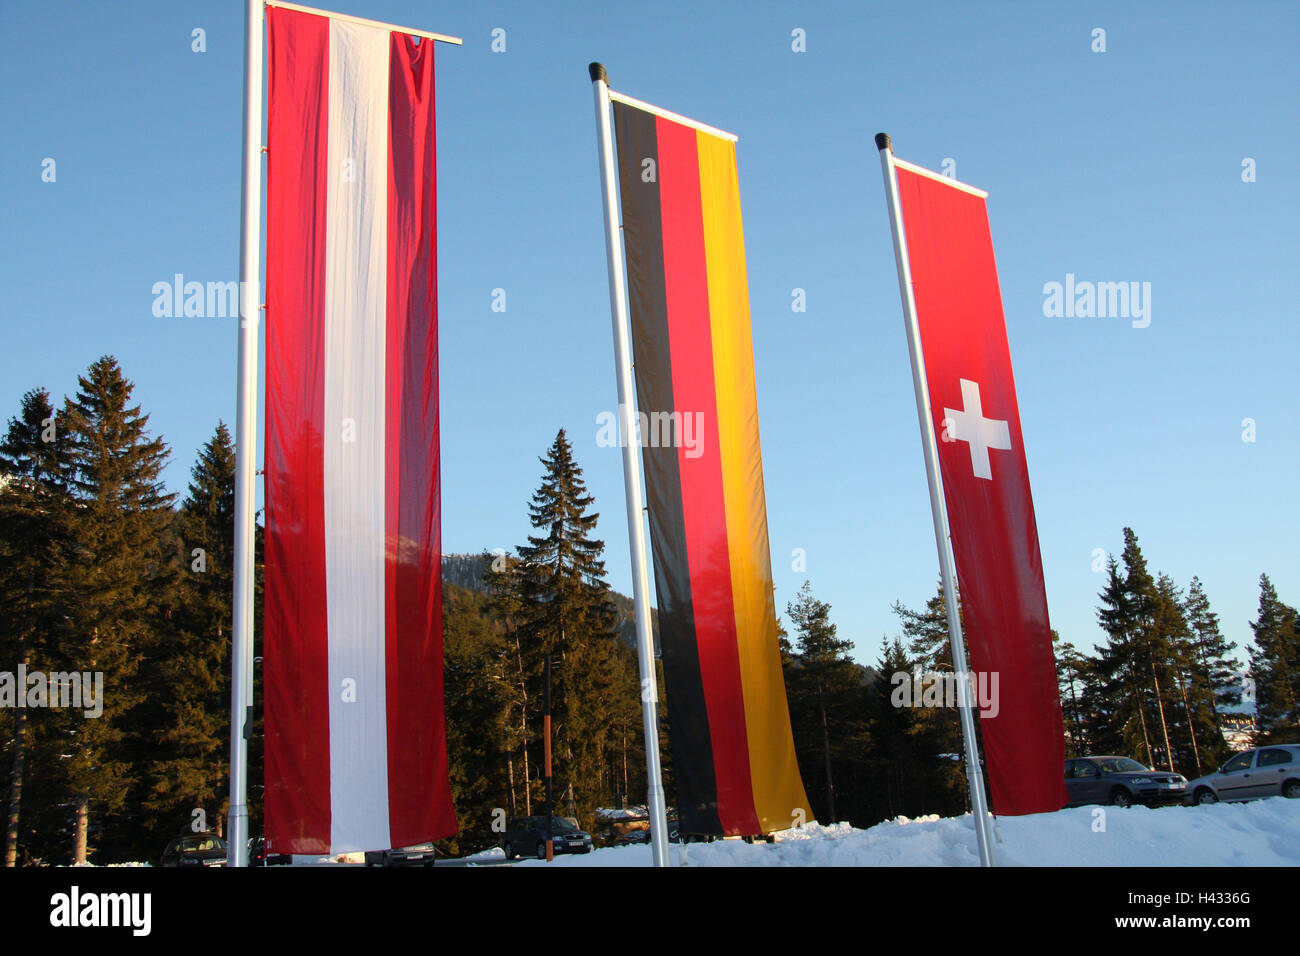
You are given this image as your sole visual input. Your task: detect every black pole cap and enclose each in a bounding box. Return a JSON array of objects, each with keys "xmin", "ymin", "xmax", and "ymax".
[
  {"xmin": 589, "ymin": 62, "xmax": 608, "ymax": 83},
  {"xmin": 875, "ymin": 132, "xmax": 892, "ymax": 152}
]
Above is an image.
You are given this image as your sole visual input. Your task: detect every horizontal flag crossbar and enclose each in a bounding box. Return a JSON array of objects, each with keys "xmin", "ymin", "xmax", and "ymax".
[
  {"xmin": 891, "ymin": 156, "xmax": 988, "ymax": 198},
  {"xmin": 607, "ymin": 89, "xmax": 738, "ymax": 142},
  {"xmin": 264, "ymin": 0, "xmax": 463, "ymax": 44}
]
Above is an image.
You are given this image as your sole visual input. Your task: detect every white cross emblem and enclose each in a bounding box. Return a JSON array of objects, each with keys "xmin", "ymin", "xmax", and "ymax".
[{"xmin": 943, "ymin": 379, "xmax": 1011, "ymax": 481}]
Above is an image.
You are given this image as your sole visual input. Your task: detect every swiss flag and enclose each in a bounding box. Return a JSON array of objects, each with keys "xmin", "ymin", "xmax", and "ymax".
[{"xmin": 893, "ymin": 160, "xmax": 1068, "ymax": 816}]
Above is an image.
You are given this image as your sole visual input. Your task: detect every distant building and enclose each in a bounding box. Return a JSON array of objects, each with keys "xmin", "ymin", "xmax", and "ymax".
[{"xmin": 1220, "ymin": 713, "xmax": 1256, "ymax": 751}]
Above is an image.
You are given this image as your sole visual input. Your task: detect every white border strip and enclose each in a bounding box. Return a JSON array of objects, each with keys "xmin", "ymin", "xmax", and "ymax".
[
  {"xmin": 265, "ymin": 0, "xmax": 463, "ymax": 44},
  {"xmin": 608, "ymin": 89, "xmax": 738, "ymax": 143},
  {"xmin": 892, "ymin": 156, "xmax": 988, "ymax": 198}
]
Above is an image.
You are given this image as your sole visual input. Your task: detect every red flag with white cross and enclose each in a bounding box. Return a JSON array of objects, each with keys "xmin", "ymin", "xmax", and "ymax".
[{"xmin": 885, "ymin": 148, "xmax": 1068, "ymax": 817}]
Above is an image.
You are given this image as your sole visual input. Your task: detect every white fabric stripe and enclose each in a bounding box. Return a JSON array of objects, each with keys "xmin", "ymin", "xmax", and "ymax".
[{"xmin": 324, "ymin": 17, "xmax": 391, "ymax": 854}]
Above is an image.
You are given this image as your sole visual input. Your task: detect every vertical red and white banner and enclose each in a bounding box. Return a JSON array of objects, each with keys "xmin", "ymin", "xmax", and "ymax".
[
  {"xmin": 262, "ymin": 4, "xmax": 455, "ymax": 854},
  {"xmin": 880, "ymin": 141, "xmax": 1068, "ymax": 820}
]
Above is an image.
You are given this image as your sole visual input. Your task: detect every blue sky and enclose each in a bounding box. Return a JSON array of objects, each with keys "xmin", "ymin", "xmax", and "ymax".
[{"xmin": 1, "ymin": 0, "xmax": 1296, "ymax": 669}]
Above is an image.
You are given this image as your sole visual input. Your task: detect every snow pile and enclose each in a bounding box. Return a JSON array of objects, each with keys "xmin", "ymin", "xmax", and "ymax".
[{"xmin": 506, "ymin": 798, "xmax": 1300, "ymax": 867}]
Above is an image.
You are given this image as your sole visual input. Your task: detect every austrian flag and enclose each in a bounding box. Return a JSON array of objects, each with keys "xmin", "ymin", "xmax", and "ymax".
[{"xmin": 263, "ymin": 5, "xmax": 454, "ymax": 854}]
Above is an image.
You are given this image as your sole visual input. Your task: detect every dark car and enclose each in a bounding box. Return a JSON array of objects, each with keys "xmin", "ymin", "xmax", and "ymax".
[
  {"xmin": 159, "ymin": 832, "xmax": 228, "ymax": 867},
  {"xmin": 363, "ymin": 844, "xmax": 438, "ymax": 867},
  {"xmin": 248, "ymin": 837, "xmax": 292, "ymax": 867},
  {"xmin": 1065, "ymin": 756, "xmax": 1187, "ymax": 808},
  {"xmin": 1183, "ymin": 745, "xmax": 1300, "ymax": 805},
  {"xmin": 502, "ymin": 816, "xmax": 593, "ymax": 859}
]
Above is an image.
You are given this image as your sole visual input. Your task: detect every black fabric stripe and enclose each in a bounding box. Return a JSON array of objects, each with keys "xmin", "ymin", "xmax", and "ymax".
[{"xmin": 613, "ymin": 101, "xmax": 722, "ymax": 836}]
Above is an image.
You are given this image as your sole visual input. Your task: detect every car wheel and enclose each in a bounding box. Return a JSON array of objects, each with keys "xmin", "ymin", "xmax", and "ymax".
[
  {"xmin": 502, "ymin": 843, "xmax": 514, "ymax": 860},
  {"xmin": 1283, "ymin": 780, "xmax": 1300, "ymax": 799},
  {"xmin": 1195, "ymin": 787, "xmax": 1218, "ymax": 805},
  {"xmin": 1109, "ymin": 788, "xmax": 1132, "ymax": 808},
  {"xmin": 535, "ymin": 841, "xmax": 546, "ymax": 860}
]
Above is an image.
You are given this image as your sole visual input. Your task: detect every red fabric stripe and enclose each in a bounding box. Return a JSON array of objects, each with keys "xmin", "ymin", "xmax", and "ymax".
[
  {"xmin": 264, "ymin": 6, "xmax": 332, "ymax": 854},
  {"xmin": 384, "ymin": 32, "xmax": 456, "ymax": 845},
  {"xmin": 655, "ymin": 117, "xmax": 760, "ymax": 835}
]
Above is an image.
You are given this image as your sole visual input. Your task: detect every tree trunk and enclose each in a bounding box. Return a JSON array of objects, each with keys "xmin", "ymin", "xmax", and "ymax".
[
  {"xmin": 1176, "ymin": 671, "xmax": 1202, "ymax": 777},
  {"xmin": 4, "ymin": 648, "xmax": 29, "ymax": 867},
  {"xmin": 514, "ymin": 632, "xmax": 531, "ymax": 816},
  {"xmin": 72, "ymin": 796, "xmax": 88, "ymax": 865},
  {"xmin": 1149, "ymin": 661, "xmax": 1175, "ymax": 770},
  {"xmin": 505, "ymin": 753, "xmax": 517, "ymax": 819},
  {"xmin": 818, "ymin": 683, "xmax": 836, "ymax": 823}
]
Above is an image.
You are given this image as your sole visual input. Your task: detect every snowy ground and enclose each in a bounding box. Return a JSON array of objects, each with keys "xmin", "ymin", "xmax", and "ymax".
[{"xmin": 498, "ymin": 798, "xmax": 1300, "ymax": 867}]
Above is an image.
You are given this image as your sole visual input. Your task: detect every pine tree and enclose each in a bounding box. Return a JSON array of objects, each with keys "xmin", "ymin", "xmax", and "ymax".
[
  {"xmin": 1118, "ymin": 530, "xmax": 1177, "ymax": 770},
  {"xmin": 485, "ymin": 551, "xmax": 530, "ymax": 817},
  {"xmin": 515, "ymin": 430, "xmax": 623, "ymax": 828},
  {"xmin": 890, "ymin": 583, "xmax": 970, "ymax": 812},
  {"xmin": 1, "ymin": 388, "xmax": 73, "ymax": 866},
  {"xmin": 785, "ymin": 581, "xmax": 858, "ymax": 822},
  {"xmin": 863, "ymin": 637, "xmax": 949, "ymax": 819},
  {"xmin": 1055, "ymin": 640, "xmax": 1093, "ymax": 757},
  {"xmin": 1093, "ymin": 555, "xmax": 1152, "ymax": 761},
  {"xmin": 57, "ymin": 356, "xmax": 176, "ymax": 863},
  {"xmin": 440, "ymin": 583, "xmax": 512, "ymax": 855},
  {"xmin": 1150, "ymin": 573, "xmax": 1219, "ymax": 775},
  {"xmin": 1248, "ymin": 574, "xmax": 1300, "ymax": 743},
  {"xmin": 1183, "ymin": 576, "xmax": 1240, "ymax": 713},
  {"xmin": 143, "ymin": 423, "xmax": 236, "ymax": 835}
]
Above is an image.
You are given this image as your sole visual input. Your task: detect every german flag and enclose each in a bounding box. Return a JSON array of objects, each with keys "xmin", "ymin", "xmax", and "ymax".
[{"xmin": 613, "ymin": 100, "xmax": 811, "ymax": 836}]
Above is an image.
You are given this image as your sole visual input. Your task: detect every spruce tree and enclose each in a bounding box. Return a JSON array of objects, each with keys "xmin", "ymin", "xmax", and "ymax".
[
  {"xmin": 144, "ymin": 423, "xmax": 236, "ymax": 835},
  {"xmin": 1, "ymin": 388, "xmax": 73, "ymax": 866},
  {"xmin": 57, "ymin": 356, "xmax": 176, "ymax": 863},
  {"xmin": 515, "ymin": 430, "xmax": 622, "ymax": 828}
]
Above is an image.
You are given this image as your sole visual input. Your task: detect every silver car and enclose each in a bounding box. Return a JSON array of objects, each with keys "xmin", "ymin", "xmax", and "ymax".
[{"xmin": 1184, "ymin": 744, "xmax": 1300, "ymax": 805}]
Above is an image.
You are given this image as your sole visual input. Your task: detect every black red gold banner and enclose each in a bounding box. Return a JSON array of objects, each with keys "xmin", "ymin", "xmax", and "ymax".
[{"xmin": 614, "ymin": 100, "xmax": 811, "ymax": 836}]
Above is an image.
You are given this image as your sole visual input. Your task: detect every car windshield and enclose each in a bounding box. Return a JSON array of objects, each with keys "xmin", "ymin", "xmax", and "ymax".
[
  {"xmin": 1094, "ymin": 757, "xmax": 1148, "ymax": 774},
  {"xmin": 551, "ymin": 818, "xmax": 579, "ymax": 833},
  {"xmin": 184, "ymin": 836, "xmax": 225, "ymax": 852}
]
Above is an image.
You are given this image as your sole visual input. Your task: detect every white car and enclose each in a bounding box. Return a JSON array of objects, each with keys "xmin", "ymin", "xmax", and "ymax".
[{"xmin": 1184, "ymin": 744, "xmax": 1300, "ymax": 805}]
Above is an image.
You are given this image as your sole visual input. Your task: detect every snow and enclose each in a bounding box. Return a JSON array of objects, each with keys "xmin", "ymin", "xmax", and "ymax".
[
  {"xmin": 100, "ymin": 798, "xmax": 1296, "ymax": 867},
  {"xmin": 503, "ymin": 798, "xmax": 1300, "ymax": 867}
]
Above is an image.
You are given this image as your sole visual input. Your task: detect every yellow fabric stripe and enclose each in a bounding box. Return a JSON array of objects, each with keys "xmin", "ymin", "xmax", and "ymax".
[{"xmin": 696, "ymin": 130, "xmax": 812, "ymax": 833}]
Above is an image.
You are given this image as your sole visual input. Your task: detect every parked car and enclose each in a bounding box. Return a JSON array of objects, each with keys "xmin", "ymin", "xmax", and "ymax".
[
  {"xmin": 613, "ymin": 820, "xmax": 682, "ymax": 846},
  {"xmin": 363, "ymin": 844, "xmax": 438, "ymax": 867},
  {"xmin": 159, "ymin": 832, "xmax": 228, "ymax": 867},
  {"xmin": 501, "ymin": 816, "xmax": 593, "ymax": 859},
  {"xmin": 1065, "ymin": 756, "xmax": 1187, "ymax": 808},
  {"xmin": 248, "ymin": 836, "xmax": 292, "ymax": 867},
  {"xmin": 1183, "ymin": 745, "xmax": 1300, "ymax": 805}
]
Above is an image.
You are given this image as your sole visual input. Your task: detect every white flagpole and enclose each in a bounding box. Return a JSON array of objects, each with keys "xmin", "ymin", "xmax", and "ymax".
[
  {"xmin": 228, "ymin": 0, "xmax": 266, "ymax": 868},
  {"xmin": 876, "ymin": 132, "xmax": 995, "ymax": 868},
  {"xmin": 589, "ymin": 62, "xmax": 670, "ymax": 868}
]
